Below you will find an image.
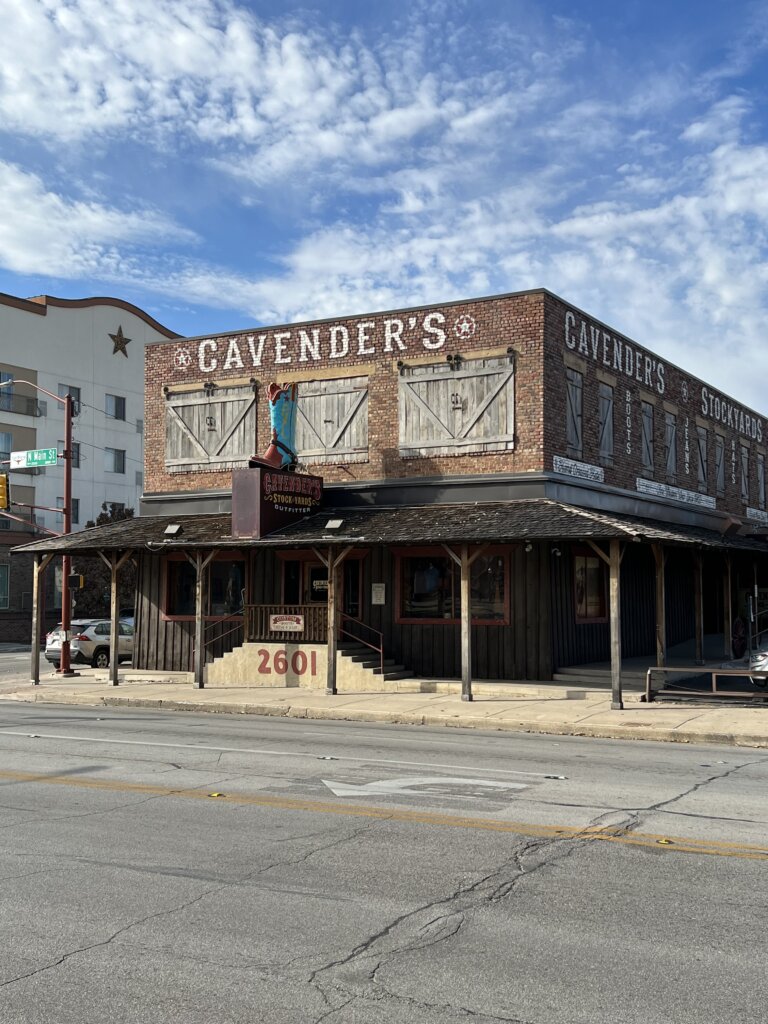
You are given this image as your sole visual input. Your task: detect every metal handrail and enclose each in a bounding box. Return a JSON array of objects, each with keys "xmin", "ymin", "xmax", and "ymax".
[
  {"xmin": 202, "ymin": 610, "xmax": 244, "ymax": 651},
  {"xmin": 339, "ymin": 612, "xmax": 384, "ymax": 676},
  {"xmin": 645, "ymin": 665, "xmax": 768, "ymax": 702}
]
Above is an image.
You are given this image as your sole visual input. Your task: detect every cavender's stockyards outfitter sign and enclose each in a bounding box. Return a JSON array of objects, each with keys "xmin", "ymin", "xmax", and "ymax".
[
  {"xmin": 172, "ymin": 309, "xmax": 477, "ymax": 374},
  {"xmin": 231, "ymin": 466, "xmax": 323, "ymax": 539}
]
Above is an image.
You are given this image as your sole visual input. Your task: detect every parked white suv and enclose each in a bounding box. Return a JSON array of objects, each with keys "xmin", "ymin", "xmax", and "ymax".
[{"xmin": 45, "ymin": 619, "xmax": 134, "ymax": 669}]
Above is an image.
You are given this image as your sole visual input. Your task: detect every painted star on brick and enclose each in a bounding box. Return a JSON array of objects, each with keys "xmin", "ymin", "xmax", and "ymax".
[{"xmin": 109, "ymin": 325, "xmax": 131, "ymax": 357}]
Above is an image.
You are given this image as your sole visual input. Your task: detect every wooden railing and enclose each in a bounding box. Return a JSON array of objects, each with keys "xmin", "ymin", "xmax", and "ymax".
[{"xmin": 245, "ymin": 604, "xmax": 329, "ymax": 643}]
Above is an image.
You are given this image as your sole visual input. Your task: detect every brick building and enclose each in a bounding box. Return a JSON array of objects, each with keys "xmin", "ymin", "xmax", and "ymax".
[{"xmin": 17, "ymin": 289, "xmax": 768, "ymax": 700}]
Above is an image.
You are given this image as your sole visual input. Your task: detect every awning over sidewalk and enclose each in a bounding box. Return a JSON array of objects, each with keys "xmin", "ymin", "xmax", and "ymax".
[{"xmin": 12, "ymin": 498, "xmax": 768, "ymax": 554}]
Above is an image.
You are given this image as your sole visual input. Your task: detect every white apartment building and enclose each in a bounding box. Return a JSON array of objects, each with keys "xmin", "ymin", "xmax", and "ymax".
[{"xmin": 0, "ymin": 292, "xmax": 177, "ymax": 641}]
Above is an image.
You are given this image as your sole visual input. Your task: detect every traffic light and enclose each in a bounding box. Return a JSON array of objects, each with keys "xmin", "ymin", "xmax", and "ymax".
[{"xmin": 0, "ymin": 472, "xmax": 9, "ymax": 511}]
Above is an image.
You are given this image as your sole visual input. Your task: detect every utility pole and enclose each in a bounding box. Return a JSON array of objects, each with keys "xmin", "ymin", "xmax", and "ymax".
[
  {"xmin": 60, "ymin": 392, "xmax": 75, "ymax": 676},
  {"xmin": 0, "ymin": 380, "xmax": 76, "ymax": 674}
]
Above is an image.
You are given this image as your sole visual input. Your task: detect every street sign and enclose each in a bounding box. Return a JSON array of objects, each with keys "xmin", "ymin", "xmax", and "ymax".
[{"xmin": 9, "ymin": 447, "xmax": 58, "ymax": 469}]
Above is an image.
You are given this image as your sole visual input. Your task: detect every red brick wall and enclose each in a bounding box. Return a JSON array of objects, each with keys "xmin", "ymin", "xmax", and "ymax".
[
  {"xmin": 543, "ymin": 293, "xmax": 766, "ymax": 519},
  {"xmin": 144, "ymin": 287, "xmax": 766, "ymax": 522},
  {"xmin": 144, "ymin": 291, "xmax": 547, "ymax": 493}
]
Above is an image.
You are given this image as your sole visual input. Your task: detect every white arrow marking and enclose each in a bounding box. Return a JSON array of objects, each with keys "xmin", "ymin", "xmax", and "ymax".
[{"xmin": 322, "ymin": 776, "xmax": 528, "ymax": 798}]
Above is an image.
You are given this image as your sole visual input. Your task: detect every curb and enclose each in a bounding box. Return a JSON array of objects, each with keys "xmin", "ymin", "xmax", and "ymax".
[{"xmin": 4, "ymin": 691, "xmax": 768, "ymax": 749}]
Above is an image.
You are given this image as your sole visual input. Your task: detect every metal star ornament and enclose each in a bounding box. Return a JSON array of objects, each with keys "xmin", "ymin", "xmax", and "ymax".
[{"xmin": 109, "ymin": 325, "xmax": 131, "ymax": 357}]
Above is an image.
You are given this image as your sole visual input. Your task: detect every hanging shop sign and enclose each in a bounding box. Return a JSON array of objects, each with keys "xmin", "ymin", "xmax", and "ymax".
[{"xmin": 231, "ymin": 466, "xmax": 323, "ymax": 539}]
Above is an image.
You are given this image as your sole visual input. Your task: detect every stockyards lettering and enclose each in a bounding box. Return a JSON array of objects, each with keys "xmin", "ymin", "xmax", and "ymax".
[
  {"xmin": 700, "ymin": 387, "xmax": 763, "ymax": 442},
  {"xmin": 183, "ymin": 311, "xmax": 453, "ymax": 373},
  {"xmin": 262, "ymin": 471, "xmax": 322, "ymax": 514}
]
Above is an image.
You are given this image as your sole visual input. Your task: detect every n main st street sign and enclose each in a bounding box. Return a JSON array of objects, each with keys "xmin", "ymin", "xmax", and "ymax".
[{"xmin": 10, "ymin": 448, "xmax": 58, "ymax": 469}]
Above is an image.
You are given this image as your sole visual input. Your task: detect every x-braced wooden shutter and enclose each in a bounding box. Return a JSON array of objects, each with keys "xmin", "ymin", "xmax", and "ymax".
[
  {"xmin": 165, "ymin": 383, "xmax": 257, "ymax": 472},
  {"xmin": 399, "ymin": 356, "xmax": 515, "ymax": 458},
  {"xmin": 295, "ymin": 376, "xmax": 368, "ymax": 464}
]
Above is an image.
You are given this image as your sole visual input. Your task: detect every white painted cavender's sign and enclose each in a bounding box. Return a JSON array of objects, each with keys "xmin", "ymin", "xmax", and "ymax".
[
  {"xmin": 175, "ymin": 311, "xmax": 477, "ymax": 375},
  {"xmin": 565, "ymin": 310, "xmax": 666, "ymax": 395}
]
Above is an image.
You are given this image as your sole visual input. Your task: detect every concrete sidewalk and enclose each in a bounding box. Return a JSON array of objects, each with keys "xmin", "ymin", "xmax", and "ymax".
[{"xmin": 1, "ymin": 666, "xmax": 768, "ymax": 748}]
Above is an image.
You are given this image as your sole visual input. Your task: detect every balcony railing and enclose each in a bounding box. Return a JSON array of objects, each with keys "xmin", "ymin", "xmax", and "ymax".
[{"xmin": 0, "ymin": 393, "xmax": 43, "ymax": 417}]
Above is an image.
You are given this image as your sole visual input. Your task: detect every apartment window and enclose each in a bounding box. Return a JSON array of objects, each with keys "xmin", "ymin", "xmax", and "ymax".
[
  {"xmin": 56, "ymin": 497, "xmax": 79, "ymax": 526},
  {"xmin": 397, "ymin": 550, "xmax": 507, "ymax": 624},
  {"xmin": 0, "ymin": 430, "xmax": 10, "ymax": 462},
  {"xmin": 664, "ymin": 411, "xmax": 677, "ymax": 481},
  {"xmin": 565, "ymin": 368, "xmax": 583, "ymax": 458},
  {"xmin": 58, "ymin": 384, "xmax": 81, "ymax": 416},
  {"xmin": 758, "ymin": 453, "xmax": 766, "ymax": 511},
  {"xmin": 715, "ymin": 435, "xmax": 725, "ymax": 496},
  {"xmin": 641, "ymin": 402, "xmax": 654, "ymax": 473},
  {"xmin": 108, "ymin": 501, "xmax": 126, "ymax": 515},
  {"xmin": 105, "ymin": 447, "xmax": 126, "ymax": 474},
  {"xmin": 696, "ymin": 426, "xmax": 708, "ymax": 492},
  {"xmin": 597, "ymin": 382, "xmax": 614, "ymax": 463},
  {"xmin": 741, "ymin": 445, "xmax": 750, "ymax": 504},
  {"xmin": 105, "ymin": 394, "xmax": 126, "ymax": 421},
  {"xmin": 0, "ymin": 564, "xmax": 8, "ymax": 609},
  {"xmin": 0, "ymin": 373, "xmax": 13, "ymax": 411},
  {"xmin": 573, "ymin": 550, "xmax": 607, "ymax": 622}
]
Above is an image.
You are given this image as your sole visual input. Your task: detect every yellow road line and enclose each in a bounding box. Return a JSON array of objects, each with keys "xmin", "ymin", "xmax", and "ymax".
[{"xmin": 2, "ymin": 768, "xmax": 766, "ymax": 861}]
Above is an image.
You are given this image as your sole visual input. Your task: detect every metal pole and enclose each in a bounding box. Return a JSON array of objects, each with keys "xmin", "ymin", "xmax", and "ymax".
[
  {"xmin": 59, "ymin": 393, "xmax": 76, "ymax": 676},
  {"xmin": 31, "ymin": 554, "xmax": 42, "ymax": 685}
]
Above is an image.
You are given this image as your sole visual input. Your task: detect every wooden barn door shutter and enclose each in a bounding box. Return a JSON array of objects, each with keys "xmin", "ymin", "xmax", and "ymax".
[
  {"xmin": 399, "ymin": 356, "xmax": 515, "ymax": 457},
  {"xmin": 295, "ymin": 376, "xmax": 369, "ymax": 464},
  {"xmin": 165, "ymin": 383, "xmax": 257, "ymax": 471}
]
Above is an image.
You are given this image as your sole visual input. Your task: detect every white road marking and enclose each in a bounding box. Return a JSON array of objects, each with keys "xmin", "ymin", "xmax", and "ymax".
[
  {"xmin": 322, "ymin": 776, "xmax": 529, "ymax": 797},
  {"xmin": 0, "ymin": 730, "xmax": 566, "ymax": 779}
]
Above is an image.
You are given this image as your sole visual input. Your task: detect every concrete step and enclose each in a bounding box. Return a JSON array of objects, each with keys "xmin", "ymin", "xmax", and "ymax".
[{"xmin": 370, "ymin": 664, "xmax": 406, "ymax": 675}]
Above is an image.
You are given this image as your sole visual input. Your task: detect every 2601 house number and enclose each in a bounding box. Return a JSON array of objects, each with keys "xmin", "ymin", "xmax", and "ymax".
[{"xmin": 256, "ymin": 648, "xmax": 319, "ymax": 676}]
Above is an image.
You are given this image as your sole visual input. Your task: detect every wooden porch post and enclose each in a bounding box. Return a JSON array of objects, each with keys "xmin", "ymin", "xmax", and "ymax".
[
  {"xmin": 652, "ymin": 543, "xmax": 666, "ymax": 667},
  {"xmin": 30, "ymin": 553, "xmax": 54, "ymax": 685},
  {"xmin": 693, "ymin": 551, "xmax": 704, "ymax": 665},
  {"xmin": 186, "ymin": 550, "xmax": 217, "ymax": 689},
  {"xmin": 723, "ymin": 554, "xmax": 733, "ymax": 657},
  {"xmin": 586, "ymin": 539, "xmax": 623, "ymax": 708},
  {"xmin": 443, "ymin": 542, "xmax": 488, "ymax": 703},
  {"xmin": 327, "ymin": 548, "xmax": 338, "ymax": 695},
  {"xmin": 99, "ymin": 550, "xmax": 134, "ymax": 686},
  {"xmin": 609, "ymin": 538, "xmax": 623, "ymax": 710},
  {"xmin": 313, "ymin": 545, "xmax": 354, "ymax": 695}
]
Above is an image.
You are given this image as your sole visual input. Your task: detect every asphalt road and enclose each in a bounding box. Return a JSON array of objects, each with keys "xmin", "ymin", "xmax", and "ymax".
[{"xmin": 0, "ymin": 703, "xmax": 766, "ymax": 1023}]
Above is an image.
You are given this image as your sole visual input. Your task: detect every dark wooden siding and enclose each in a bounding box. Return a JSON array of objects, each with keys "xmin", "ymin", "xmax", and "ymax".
[{"xmin": 551, "ymin": 541, "xmax": 657, "ymax": 669}]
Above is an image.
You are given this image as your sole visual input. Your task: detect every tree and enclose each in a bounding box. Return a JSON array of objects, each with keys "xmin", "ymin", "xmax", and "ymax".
[{"xmin": 71, "ymin": 503, "xmax": 137, "ymax": 618}]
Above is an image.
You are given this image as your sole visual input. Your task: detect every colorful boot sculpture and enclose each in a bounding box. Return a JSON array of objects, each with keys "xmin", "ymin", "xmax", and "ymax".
[{"xmin": 248, "ymin": 382, "xmax": 298, "ymax": 470}]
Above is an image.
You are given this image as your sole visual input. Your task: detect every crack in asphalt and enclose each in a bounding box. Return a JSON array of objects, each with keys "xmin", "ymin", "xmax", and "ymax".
[
  {"xmin": 304, "ymin": 828, "xmax": 587, "ymax": 1022},
  {"xmin": 0, "ymin": 816, "xmax": 380, "ymax": 992},
  {"xmin": 641, "ymin": 755, "xmax": 768, "ymax": 814}
]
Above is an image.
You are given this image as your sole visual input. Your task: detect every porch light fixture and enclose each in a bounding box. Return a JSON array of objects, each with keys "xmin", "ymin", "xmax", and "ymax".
[
  {"xmin": 164, "ymin": 523, "xmax": 182, "ymax": 536},
  {"xmin": 552, "ymin": 546, "xmax": 562, "ymax": 557},
  {"xmin": 524, "ymin": 542, "xmax": 533, "ymax": 553}
]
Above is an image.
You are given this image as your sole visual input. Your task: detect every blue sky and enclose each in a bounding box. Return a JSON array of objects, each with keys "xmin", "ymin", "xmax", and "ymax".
[{"xmin": 2, "ymin": 0, "xmax": 768, "ymax": 409}]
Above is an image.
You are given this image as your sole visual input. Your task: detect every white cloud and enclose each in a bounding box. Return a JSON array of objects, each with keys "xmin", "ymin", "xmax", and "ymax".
[{"xmin": 0, "ymin": 160, "xmax": 195, "ymax": 277}]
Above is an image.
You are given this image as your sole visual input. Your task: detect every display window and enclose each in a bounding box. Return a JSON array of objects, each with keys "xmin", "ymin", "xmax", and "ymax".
[{"xmin": 395, "ymin": 547, "xmax": 508, "ymax": 625}]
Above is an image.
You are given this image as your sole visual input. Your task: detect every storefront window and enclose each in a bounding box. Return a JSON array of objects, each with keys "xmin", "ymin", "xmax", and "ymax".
[
  {"xmin": 165, "ymin": 559, "xmax": 195, "ymax": 616},
  {"xmin": 573, "ymin": 551, "xmax": 607, "ymax": 622},
  {"xmin": 164, "ymin": 557, "xmax": 244, "ymax": 617},
  {"xmin": 209, "ymin": 560, "xmax": 244, "ymax": 615},
  {"xmin": 398, "ymin": 551, "xmax": 507, "ymax": 623}
]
